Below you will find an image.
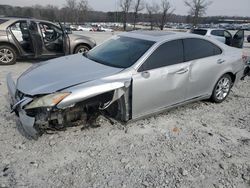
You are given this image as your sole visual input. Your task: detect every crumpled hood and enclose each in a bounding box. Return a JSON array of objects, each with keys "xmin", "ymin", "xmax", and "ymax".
[{"xmin": 17, "ymin": 54, "xmax": 123, "ymax": 95}]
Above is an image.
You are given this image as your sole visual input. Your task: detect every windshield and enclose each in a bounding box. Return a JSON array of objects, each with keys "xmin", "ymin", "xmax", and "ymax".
[{"xmin": 87, "ymin": 36, "xmax": 155, "ymax": 68}]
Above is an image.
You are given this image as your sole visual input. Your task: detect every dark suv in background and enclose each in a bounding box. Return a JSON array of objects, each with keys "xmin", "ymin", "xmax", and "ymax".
[{"xmin": 0, "ymin": 17, "xmax": 96, "ymax": 65}]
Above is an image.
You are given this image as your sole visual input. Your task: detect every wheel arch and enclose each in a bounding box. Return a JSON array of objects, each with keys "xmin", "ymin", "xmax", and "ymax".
[
  {"xmin": 56, "ymin": 80, "xmax": 133, "ymax": 121},
  {"xmin": 224, "ymin": 72, "xmax": 236, "ymax": 84},
  {"xmin": 0, "ymin": 42, "xmax": 20, "ymax": 57},
  {"xmin": 73, "ymin": 43, "xmax": 91, "ymax": 54}
]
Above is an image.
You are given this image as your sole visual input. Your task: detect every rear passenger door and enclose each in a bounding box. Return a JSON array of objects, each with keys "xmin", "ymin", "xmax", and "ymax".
[
  {"xmin": 183, "ymin": 38, "xmax": 224, "ymax": 99},
  {"xmin": 132, "ymin": 40, "xmax": 190, "ymax": 118},
  {"xmin": 28, "ymin": 21, "xmax": 43, "ymax": 57}
]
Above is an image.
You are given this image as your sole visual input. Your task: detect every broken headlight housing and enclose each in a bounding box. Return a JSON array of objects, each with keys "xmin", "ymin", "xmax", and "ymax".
[{"xmin": 25, "ymin": 92, "xmax": 71, "ymax": 110}]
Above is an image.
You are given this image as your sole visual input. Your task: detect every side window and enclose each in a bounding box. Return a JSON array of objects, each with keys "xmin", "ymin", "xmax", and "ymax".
[
  {"xmin": 39, "ymin": 23, "xmax": 62, "ymax": 42},
  {"xmin": 139, "ymin": 40, "xmax": 184, "ymax": 71},
  {"xmin": 211, "ymin": 30, "xmax": 224, "ymax": 37},
  {"xmin": 183, "ymin": 38, "xmax": 222, "ymax": 61},
  {"xmin": 10, "ymin": 21, "xmax": 29, "ymax": 42}
]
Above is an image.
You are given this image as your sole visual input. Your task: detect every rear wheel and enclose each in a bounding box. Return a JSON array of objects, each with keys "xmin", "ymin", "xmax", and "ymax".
[
  {"xmin": 211, "ymin": 74, "xmax": 232, "ymax": 103},
  {"xmin": 0, "ymin": 45, "xmax": 17, "ymax": 65},
  {"xmin": 74, "ymin": 45, "xmax": 90, "ymax": 54}
]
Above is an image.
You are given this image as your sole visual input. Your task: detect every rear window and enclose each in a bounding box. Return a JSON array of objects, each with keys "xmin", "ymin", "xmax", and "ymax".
[
  {"xmin": 211, "ymin": 30, "xmax": 224, "ymax": 37},
  {"xmin": 190, "ymin": 29, "xmax": 207, "ymax": 36},
  {"xmin": 0, "ymin": 19, "xmax": 8, "ymax": 25},
  {"xmin": 184, "ymin": 38, "xmax": 222, "ymax": 61}
]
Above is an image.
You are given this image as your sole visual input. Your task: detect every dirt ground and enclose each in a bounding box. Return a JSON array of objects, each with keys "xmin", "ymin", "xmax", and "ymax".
[{"xmin": 0, "ymin": 31, "xmax": 250, "ymax": 188}]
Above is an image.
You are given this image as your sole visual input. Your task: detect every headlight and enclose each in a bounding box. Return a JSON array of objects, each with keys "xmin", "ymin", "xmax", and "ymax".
[{"xmin": 25, "ymin": 92, "xmax": 71, "ymax": 110}]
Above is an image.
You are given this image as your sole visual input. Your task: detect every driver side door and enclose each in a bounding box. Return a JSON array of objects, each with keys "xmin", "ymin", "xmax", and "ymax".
[{"xmin": 132, "ymin": 39, "xmax": 190, "ymax": 119}]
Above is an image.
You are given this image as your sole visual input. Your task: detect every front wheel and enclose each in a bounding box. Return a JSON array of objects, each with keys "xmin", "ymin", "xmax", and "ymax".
[
  {"xmin": 0, "ymin": 45, "xmax": 17, "ymax": 65},
  {"xmin": 74, "ymin": 45, "xmax": 90, "ymax": 54},
  {"xmin": 210, "ymin": 74, "xmax": 232, "ymax": 103}
]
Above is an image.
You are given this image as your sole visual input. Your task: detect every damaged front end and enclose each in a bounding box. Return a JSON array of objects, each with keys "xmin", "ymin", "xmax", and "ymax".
[{"xmin": 7, "ymin": 73, "xmax": 131, "ymax": 140}]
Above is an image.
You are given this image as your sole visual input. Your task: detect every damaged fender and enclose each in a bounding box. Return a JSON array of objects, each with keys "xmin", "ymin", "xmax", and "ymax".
[{"xmin": 57, "ymin": 79, "xmax": 131, "ymax": 109}]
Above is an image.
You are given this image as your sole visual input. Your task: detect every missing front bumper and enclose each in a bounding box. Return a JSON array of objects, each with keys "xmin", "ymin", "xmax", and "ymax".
[{"xmin": 6, "ymin": 73, "xmax": 39, "ymax": 139}]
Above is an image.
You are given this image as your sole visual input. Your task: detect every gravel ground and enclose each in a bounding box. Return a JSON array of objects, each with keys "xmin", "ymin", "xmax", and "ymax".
[{"xmin": 0, "ymin": 31, "xmax": 250, "ymax": 188}]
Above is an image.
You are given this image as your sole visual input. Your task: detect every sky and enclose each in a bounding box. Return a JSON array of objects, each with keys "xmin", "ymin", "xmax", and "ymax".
[{"xmin": 1, "ymin": 0, "xmax": 250, "ymax": 17}]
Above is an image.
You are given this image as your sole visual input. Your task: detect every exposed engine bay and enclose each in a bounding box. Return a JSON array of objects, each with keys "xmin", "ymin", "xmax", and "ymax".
[{"xmin": 22, "ymin": 88, "xmax": 131, "ymax": 137}]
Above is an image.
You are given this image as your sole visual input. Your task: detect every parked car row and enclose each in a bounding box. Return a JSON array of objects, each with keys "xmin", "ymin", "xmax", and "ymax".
[
  {"xmin": 77, "ymin": 25, "xmax": 114, "ymax": 32},
  {"xmin": 0, "ymin": 17, "xmax": 96, "ymax": 65}
]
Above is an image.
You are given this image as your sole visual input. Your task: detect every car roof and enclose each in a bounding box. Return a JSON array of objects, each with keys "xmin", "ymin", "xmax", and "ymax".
[
  {"xmin": 193, "ymin": 28, "xmax": 225, "ymax": 31},
  {"xmin": 119, "ymin": 30, "xmax": 209, "ymax": 42},
  {"xmin": 0, "ymin": 17, "xmax": 56, "ymax": 30}
]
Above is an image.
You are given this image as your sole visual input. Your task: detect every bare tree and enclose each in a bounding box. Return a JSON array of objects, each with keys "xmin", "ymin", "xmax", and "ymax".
[
  {"xmin": 184, "ymin": 0, "xmax": 212, "ymax": 27},
  {"xmin": 78, "ymin": 0, "xmax": 89, "ymax": 23},
  {"xmin": 146, "ymin": 3, "xmax": 159, "ymax": 30},
  {"xmin": 120, "ymin": 0, "xmax": 132, "ymax": 31},
  {"xmin": 65, "ymin": 0, "xmax": 78, "ymax": 24},
  {"xmin": 132, "ymin": 0, "xmax": 144, "ymax": 29},
  {"xmin": 158, "ymin": 0, "xmax": 174, "ymax": 30}
]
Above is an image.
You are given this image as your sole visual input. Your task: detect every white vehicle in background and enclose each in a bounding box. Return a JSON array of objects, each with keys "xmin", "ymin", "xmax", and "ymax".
[
  {"xmin": 98, "ymin": 27, "xmax": 113, "ymax": 32},
  {"xmin": 190, "ymin": 28, "xmax": 244, "ymax": 48},
  {"xmin": 70, "ymin": 25, "xmax": 77, "ymax": 31},
  {"xmin": 77, "ymin": 25, "xmax": 93, "ymax": 31}
]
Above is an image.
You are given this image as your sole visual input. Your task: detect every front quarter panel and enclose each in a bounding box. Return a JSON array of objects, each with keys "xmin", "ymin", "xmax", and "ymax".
[
  {"xmin": 69, "ymin": 34, "xmax": 96, "ymax": 53},
  {"xmin": 57, "ymin": 78, "xmax": 131, "ymax": 109}
]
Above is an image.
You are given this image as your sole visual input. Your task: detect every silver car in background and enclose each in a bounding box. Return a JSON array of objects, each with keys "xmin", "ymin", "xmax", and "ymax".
[
  {"xmin": 0, "ymin": 17, "xmax": 96, "ymax": 65},
  {"xmin": 7, "ymin": 31, "xmax": 248, "ymax": 139}
]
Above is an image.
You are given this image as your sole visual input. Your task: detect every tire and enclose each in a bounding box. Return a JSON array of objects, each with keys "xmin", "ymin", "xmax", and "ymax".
[
  {"xmin": 0, "ymin": 45, "xmax": 17, "ymax": 65},
  {"xmin": 210, "ymin": 74, "xmax": 232, "ymax": 103},
  {"xmin": 74, "ymin": 45, "xmax": 90, "ymax": 54}
]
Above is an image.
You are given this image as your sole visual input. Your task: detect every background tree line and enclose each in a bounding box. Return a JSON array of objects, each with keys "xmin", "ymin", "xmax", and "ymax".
[{"xmin": 0, "ymin": 0, "xmax": 249, "ymax": 30}]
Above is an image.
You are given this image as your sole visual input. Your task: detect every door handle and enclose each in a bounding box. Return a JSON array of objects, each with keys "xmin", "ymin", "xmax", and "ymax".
[
  {"xmin": 175, "ymin": 68, "xmax": 189, "ymax": 74},
  {"xmin": 217, "ymin": 59, "xmax": 225, "ymax": 64}
]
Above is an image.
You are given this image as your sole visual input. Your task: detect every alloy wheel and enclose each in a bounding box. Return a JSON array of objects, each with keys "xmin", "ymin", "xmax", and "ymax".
[
  {"xmin": 215, "ymin": 77, "xmax": 231, "ymax": 100},
  {"xmin": 0, "ymin": 48, "xmax": 14, "ymax": 64},
  {"xmin": 77, "ymin": 47, "xmax": 89, "ymax": 54}
]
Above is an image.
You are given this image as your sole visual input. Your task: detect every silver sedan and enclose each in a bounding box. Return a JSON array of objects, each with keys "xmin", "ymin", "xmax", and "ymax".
[{"xmin": 7, "ymin": 31, "xmax": 248, "ymax": 139}]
